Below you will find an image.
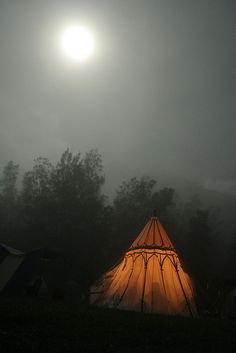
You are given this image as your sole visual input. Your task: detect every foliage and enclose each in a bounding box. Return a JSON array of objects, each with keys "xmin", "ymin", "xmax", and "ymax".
[
  {"xmin": 186, "ymin": 209, "xmax": 212, "ymax": 278},
  {"xmin": 112, "ymin": 176, "xmax": 177, "ymax": 257},
  {"xmin": 0, "ymin": 150, "xmax": 107, "ymax": 289},
  {"xmin": 0, "ymin": 150, "xmax": 229, "ymax": 293},
  {"xmin": 0, "ymin": 161, "xmax": 19, "ymax": 242},
  {"xmin": 0, "ymin": 161, "xmax": 19, "ymax": 200}
]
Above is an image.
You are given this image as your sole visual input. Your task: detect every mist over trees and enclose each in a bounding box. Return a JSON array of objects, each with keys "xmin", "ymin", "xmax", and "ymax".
[{"xmin": 0, "ymin": 149, "xmax": 235, "ymax": 294}]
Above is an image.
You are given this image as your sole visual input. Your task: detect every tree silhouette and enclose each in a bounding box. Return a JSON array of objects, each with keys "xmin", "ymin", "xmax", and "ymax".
[
  {"xmin": 112, "ymin": 176, "xmax": 177, "ymax": 259},
  {"xmin": 0, "ymin": 161, "xmax": 19, "ymax": 242}
]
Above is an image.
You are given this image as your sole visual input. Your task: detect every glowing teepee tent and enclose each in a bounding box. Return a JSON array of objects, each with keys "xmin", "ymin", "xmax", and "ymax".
[{"xmin": 90, "ymin": 215, "xmax": 197, "ymax": 317}]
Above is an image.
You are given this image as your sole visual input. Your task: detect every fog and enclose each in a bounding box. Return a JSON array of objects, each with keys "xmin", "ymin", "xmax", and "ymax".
[{"xmin": 0, "ymin": 0, "xmax": 235, "ymax": 196}]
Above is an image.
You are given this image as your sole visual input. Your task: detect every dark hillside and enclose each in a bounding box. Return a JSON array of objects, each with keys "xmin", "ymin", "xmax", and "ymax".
[{"xmin": 0, "ymin": 298, "xmax": 235, "ymax": 353}]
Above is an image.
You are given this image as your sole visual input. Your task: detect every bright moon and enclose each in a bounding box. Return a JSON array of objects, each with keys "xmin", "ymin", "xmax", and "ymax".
[{"xmin": 61, "ymin": 26, "xmax": 95, "ymax": 61}]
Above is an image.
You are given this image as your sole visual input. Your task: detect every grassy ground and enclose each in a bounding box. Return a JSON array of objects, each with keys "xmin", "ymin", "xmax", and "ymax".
[{"xmin": 0, "ymin": 298, "xmax": 235, "ymax": 353}]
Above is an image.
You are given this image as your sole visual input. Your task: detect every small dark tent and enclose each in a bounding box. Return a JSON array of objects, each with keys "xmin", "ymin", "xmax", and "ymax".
[
  {"xmin": 0, "ymin": 243, "xmax": 25, "ymax": 293},
  {"xmin": 0, "ymin": 244, "xmax": 57, "ymax": 297}
]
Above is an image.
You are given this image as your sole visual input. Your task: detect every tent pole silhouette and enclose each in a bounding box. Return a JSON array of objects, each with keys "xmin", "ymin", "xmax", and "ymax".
[{"xmin": 90, "ymin": 215, "xmax": 197, "ymax": 317}]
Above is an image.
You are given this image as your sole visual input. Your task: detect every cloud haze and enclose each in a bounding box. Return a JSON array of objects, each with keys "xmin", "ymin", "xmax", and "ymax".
[{"xmin": 0, "ymin": 0, "xmax": 235, "ymax": 194}]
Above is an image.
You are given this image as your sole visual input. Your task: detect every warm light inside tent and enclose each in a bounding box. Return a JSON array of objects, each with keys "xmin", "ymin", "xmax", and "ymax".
[{"xmin": 90, "ymin": 217, "xmax": 197, "ymax": 317}]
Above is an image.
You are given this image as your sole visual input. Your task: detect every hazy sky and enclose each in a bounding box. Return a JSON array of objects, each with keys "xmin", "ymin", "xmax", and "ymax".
[{"xmin": 0, "ymin": 0, "xmax": 235, "ymax": 194}]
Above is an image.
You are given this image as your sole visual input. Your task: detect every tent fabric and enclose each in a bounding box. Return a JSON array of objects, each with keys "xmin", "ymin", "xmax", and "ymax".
[
  {"xmin": 0, "ymin": 244, "xmax": 25, "ymax": 292},
  {"xmin": 2, "ymin": 250, "xmax": 43, "ymax": 295},
  {"xmin": 0, "ymin": 244, "xmax": 57, "ymax": 297},
  {"xmin": 130, "ymin": 217, "xmax": 174, "ymax": 249},
  {"xmin": 0, "ymin": 250, "xmax": 25, "ymax": 292},
  {"xmin": 0, "ymin": 243, "xmax": 24, "ymax": 256},
  {"xmin": 90, "ymin": 217, "xmax": 197, "ymax": 317}
]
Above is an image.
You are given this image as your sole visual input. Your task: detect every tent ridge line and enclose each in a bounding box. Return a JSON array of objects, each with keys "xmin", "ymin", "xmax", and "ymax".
[
  {"xmin": 116, "ymin": 258, "xmax": 135, "ymax": 308},
  {"xmin": 141, "ymin": 253, "xmax": 148, "ymax": 312},
  {"xmin": 138, "ymin": 219, "xmax": 153, "ymax": 247},
  {"xmin": 156, "ymin": 219, "xmax": 165, "ymax": 247},
  {"xmin": 175, "ymin": 265, "xmax": 194, "ymax": 318}
]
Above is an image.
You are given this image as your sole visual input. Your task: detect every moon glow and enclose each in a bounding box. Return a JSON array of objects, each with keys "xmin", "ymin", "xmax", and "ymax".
[{"xmin": 61, "ymin": 25, "xmax": 95, "ymax": 61}]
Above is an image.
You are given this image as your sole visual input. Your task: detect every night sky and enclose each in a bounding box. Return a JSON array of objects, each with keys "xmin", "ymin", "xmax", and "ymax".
[{"xmin": 0, "ymin": 0, "xmax": 235, "ymax": 195}]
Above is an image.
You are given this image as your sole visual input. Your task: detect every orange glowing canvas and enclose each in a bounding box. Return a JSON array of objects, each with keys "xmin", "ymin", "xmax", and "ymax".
[{"xmin": 90, "ymin": 216, "xmax": 197, "ymax": 317}]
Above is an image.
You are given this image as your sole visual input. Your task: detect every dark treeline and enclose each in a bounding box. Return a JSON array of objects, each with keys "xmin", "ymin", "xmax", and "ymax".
[{"xmin": 0, "ymin": 149, "xmax": 236, "ymax": 300}]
